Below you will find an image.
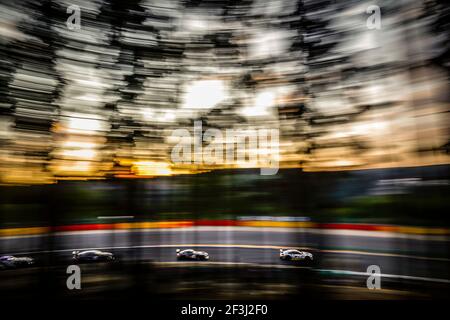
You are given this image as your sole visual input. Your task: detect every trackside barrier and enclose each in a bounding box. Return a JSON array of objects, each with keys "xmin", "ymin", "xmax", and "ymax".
[{"xmin": 0, "ymin": 220, "xmax": 448, "ymax": 237}]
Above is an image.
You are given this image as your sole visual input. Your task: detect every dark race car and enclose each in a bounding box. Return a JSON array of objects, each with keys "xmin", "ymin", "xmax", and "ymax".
[
  {"xmin": 72, "ymin": 250, "xmax": 115, "ymax": 263},
  {"xmin": 0, "ymin": 255, "xmax": 35, "ymax": 269},
  {"xmin": 176, "ymin": 249, "xmax": 210, "ymax": 261},
  {"xmin": 279, "ymin": 249, "xmax": 313, "ymax": 263}
]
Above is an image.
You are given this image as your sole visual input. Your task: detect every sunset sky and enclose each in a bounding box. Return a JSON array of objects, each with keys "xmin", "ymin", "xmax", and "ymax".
[{"xmin": 0, "ymin": 0, "xmax": 448, "ymax": 184}]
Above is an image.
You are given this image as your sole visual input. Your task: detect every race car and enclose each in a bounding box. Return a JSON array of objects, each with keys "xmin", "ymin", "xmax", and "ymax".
[
  {"xmin": 176, "ymin": 249, "xmax": 210, "ymax": 261},
  {"xmin": 72, "ymin": 250, "xmax": 115, "ymax": 263},
  {"xmin": 0, "ymin": 255, "xmax": 35, "ymax": 269},
  {"xmin": 279, "ymin": 249, "xmax": 313, "ymax": 262}
]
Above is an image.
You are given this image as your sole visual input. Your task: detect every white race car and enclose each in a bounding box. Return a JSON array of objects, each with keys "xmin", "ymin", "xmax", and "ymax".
[
  {"xmin": 0, "ymin": 255, "xmax": 35, "ymax": 269},
  {"xmin": 279, "ymin": 249, "xmax": 313, "ymax": 263},
  {"xmin": 72, "ymin": 250, "xmax": 115, "ymax": 263},
  {"xmin": 176, "ymin": 249, "xmax": 210, "ymax": 261}
]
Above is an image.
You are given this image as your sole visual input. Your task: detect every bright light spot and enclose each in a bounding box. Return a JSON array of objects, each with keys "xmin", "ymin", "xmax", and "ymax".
[
  {"xmin": 141, "ymin": 108, "xmax": 155, "ymax": 121},
  {"xmin": 239, "ymin": 90, "xmax": 276, "ymax": 117},
  {"xmin": 61, "ymin": 149, "xmax": 96, "ymax": 160},
  {"xmin": 76, "ymin": 93, "xmax": 100, "ymax": 102},
  {"xmin": 162, "ymin": 112, "xmax": 176, "ymax": 122},
  {"xmin": 132, "ymin": 161, "xmax": 172, "ymax": 176},
  {"xmin": 352, "ymin": 121, "xmax": 388, "ymax": 136},
  {"xmin": 331, "ymin": 160, "xmax": 357, "ymax": 167},
  {"xmin": 182, "ymin": 80, "xmax": 228, "ymax": 109},
  {"xmin": 67, "ymin": 117, "xmax": 103, "ymax": 133},
  {"xmin": 248, "ymin": 29, "xmax": 293, "ymax": 59},
  {"xmin": 62, "ymin": 141, "xmax": 98, "ymax": 149},
  {"xmin": 186, "ymin": 19, "xmax": 208, "ymax": 31},
  {"xmin": 142, "ymin": 108, "xmax": 176, "ymax": 123},
  {"xmin": 51, "ymin": 161, "xmax": 93, "ymax": 174},
  {"xmin": 74, "ymin": 70, "xmax": 106, "ymax": 89}
]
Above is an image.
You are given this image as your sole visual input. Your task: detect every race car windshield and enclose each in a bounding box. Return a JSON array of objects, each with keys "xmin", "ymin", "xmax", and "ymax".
[{"xmin": 81, "ymin": 251, "xmax": 98, "ymax": 256}]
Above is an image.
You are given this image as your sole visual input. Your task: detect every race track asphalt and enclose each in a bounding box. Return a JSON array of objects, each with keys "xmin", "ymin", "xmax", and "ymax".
[{"xmin": 1, "ymin": 227, "xmax": 449, "ymax": 282}]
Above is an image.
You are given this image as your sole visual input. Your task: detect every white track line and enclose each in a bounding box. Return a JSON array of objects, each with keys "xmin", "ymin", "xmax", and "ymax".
[
  {"xmin": 155, "ymin": 262, "xmax": 450, "ymax": 284},
  {"xmin": 318, "ymin": 269, "xmax": 450, "ymax": 284},
  {"xmin": 153, "ymin": 261, "xmax": 309, "ymax": 269}
]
